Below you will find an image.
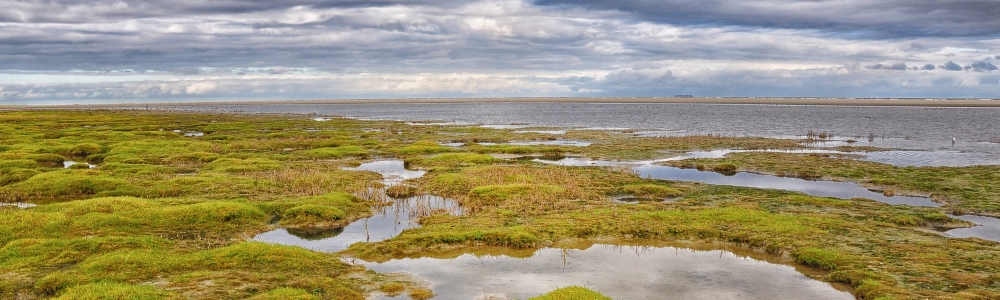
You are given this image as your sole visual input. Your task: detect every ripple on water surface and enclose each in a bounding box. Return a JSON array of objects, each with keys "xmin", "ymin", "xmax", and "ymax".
[{"xmin": 360, "ymin": 244, "xmax": 853, "ymax": 300}]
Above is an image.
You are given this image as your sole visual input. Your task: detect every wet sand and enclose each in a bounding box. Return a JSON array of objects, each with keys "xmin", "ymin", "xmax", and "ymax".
[{"xmin": 4, "ymin": 97, "xmax": 1000, "ymax": 109}]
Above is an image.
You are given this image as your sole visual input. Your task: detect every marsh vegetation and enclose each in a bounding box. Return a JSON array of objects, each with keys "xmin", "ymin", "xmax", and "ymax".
[{"xmin": 1, "ymin": 110, "xmax": 999, "ymax": 299}]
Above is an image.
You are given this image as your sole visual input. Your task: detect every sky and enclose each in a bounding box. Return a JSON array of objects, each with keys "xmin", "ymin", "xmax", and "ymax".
[{"xmin": 2, "ymin": 0, "xmax": 1000, "ymax": 104}]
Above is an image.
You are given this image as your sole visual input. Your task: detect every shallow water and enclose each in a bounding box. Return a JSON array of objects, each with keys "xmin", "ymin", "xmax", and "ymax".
[
  {"xmin": 946, "ymin": 215, "xmax": 1000, "ymax": 243},
  {"xmin": 63, "ymin": 161, "xmax": 96, "ymax": 168},
  {"xmin": 662, "ymin": 149, "xmax": 998, "ymax": 167},
  {"xmin": 0, "ymin": 202, "xmax": 37, "ymax": 209},
  {"xmin": 513, "ymin": 129, "xmax": 567, "ymax": 135},
  {"xmin": 360, "ymin": 244, "xmax": 853, "ymax": 300},
  {"xmin": 537, "ymin": 158, "xmax": 939, "ymax": 207},
  {"xmin": 253, "ymin": 195, "xmax": 461, "ymax": 252},
  {"xmin": 480, "ymin": 124, "xmax": 530, "ymax": 129},
  {"xmin": 343, "ymin": 160, "xmax": 426, "ymax": 185},
  {"xmin": 442, "ymin": 140, "xmax": 593, "ymax": 147},
  {"xmin": 508, "ymin": 140, "xmax": 592, "ymax": 147},
  {"xmin": 405, "ymin": 121, "xmax": 476, "ymax": 126},
  {"xmin": 160, "ymin": 103, "xmax": 1000, "ymax": 163}
]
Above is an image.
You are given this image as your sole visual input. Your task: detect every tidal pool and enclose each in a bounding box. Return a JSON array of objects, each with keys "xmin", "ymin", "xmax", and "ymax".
[
  {"xmin": 442, "ymin": 140, "xmax": 593, "ymax": 147},
  {"xmin": 253, "ymin": 195, "xmax": 461, "ymax": 253},
  {"xmin": 537, "ymin": 158, "xmax": 939, "ymax": 207},
  {"xmin": 480, "ymin": 124, "xmax": 531, "ymax": 129},
  {"xmin": 946, "ymin": 215, "xmax": 1000, "ymax": 243},
  {"xmin": 359, "ymin": 244, "xmax": 853, "ymax": 300},
  {"xmin": 659, "ymin": 148, "xmax": 1000, "ymax": 167},
  {"xmin": 508, "ymin": 140, "xmax": 592, "ymax": 147},
  {"xmin": 0, "ymin": 202, "xmax": 37, "ymax": 209},
  {"xmin": 513, "ymin": 130, "xmax": 567, "ymax": 135},
  {"xmin": 63, "ymin": 161, "xmax": 96, "ymax": 168},
  {"xmin": 343, "ymin": 160, "xmax": 426, "ymax": 185}
]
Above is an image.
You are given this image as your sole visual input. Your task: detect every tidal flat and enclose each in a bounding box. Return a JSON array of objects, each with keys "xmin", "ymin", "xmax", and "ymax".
[{"xmin": 1, "ymin": 109, "xmax": 1000, "ymax": 299}]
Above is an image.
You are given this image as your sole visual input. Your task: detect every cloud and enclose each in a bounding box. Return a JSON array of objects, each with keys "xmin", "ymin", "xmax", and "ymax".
[
  {"xmin": 3, "ymin": 0, "xmax": 1000, "ymax": 103},
  {"xmin": 172, "ymin": 67, "xmax": 202, "ymax": 75},
  {"xmin": 866, "ymin": 63, "xmax": 907, "ymax": 71},
  {"xmin": 941, "ymin": 61, "xmax": 964, "ymax": 71},
  {"xmin": 969, "ymin": 61, "xmax": 998, "ymax": 72},
  {"xmin": 533, "ymin": 0, "xmax": 1000, "ymax": 38},
  {"xmin": 184, "ymin": 82, "xmax": 218, "ymax": 94}
]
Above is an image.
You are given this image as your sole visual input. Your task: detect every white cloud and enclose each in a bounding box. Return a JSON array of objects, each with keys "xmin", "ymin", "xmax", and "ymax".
[
  {"xmin": 2, "ymin": 0, "xmax": 1000, "ymax": 103},
  {"xmin": 184, "ymin": 82, "xmax": 218, "ymax": 94}
]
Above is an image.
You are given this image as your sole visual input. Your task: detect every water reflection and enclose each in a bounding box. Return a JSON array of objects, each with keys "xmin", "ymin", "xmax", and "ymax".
[
  {"xmin": 661, "ymin": 149, "xmax": 1000, "ymax": 167},
  {"xmin": 508, "ymin": 140, "xmax": 592, "ymax": 147},
  {"xmin": 946, "ymin": 215, "xmax": 1000, "ymax": 243},
  {"xmin": 343, "ymin": 160, "xmax": 426, "ymax": 185},
  {"xmin": 361, "ymin": 244, "xmax": 853, "ymax": 300},
  {"xmin": 155, "ymin": 103, "xmax": 1000, "ymax": 164},
  {"xmin": 513, "ymin": 130, "xmax": 567, "ymax": 135},
  {"xmin": 537, "ymin": 158, "xmax": 939, "ymax": 207},
  {"xmin": 253, "ymin": 195, "xmax": 461, "ymax": 253},
  {"xmin": 63, "ymin": 161, "xmax": 96, "ymax": 168},
  {"xmin": 0, "ymin": 202, "xmax": 37, "ymax": 209}
]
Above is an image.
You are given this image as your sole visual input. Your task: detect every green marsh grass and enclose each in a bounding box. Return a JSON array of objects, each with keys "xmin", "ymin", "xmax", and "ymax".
[
  {"xmin": 531, "ymin": 286, "xmax": 612, "ymax": 300},
  {"xmin": 1, "ymin": 110, "xmax": 999, "ymax": 299}
]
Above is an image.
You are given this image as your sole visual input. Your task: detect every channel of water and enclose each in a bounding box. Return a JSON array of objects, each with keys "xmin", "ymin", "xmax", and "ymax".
[{"xmin": 536, "ymin": 157, "xmax": 938, "ymax": 207}]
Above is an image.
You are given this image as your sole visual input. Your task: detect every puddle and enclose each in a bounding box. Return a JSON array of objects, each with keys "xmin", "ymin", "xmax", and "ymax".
[
  {"xmin": 253, "ymin": 195, "xmax": 461, "ymax": 253},
  {"xmin": 0, "ymin": 202, "xmax": 37, "ymax": 209},
  {"xmin": 343, "ymin": 160, "xmax": 426, "ymax": 185},
  {"xmin": 63, "ymin": 161, "xmax": 97, "ymax": 169},
  {"xmin": 861, "ymin": 151, "xmax": 1000, "ymax": 167},
  {"xmin": 508, "ymin": 140, "xmax": 592, "ymax": 147},
  {"xmin": 662, "ymin": 149, "xmax": 1000, "ymax": 167},
  {"xmin": 360, "ymin": 244, "xmax": 852, "ymax": 300},
  {"xmin": 631, "ymin": 129, "xmax": 685, "ymax": 137},
  {"xmin": 577, "ymin": 127, "xmax": 631, "ymax": 131},
  {"xmin": 183, "ymin": 131, "xmax": 204, "ymax": 137},
  {"xmin": 611, "ymin": 195, "xmax": 678, "ymax": 204},
  {"xmin": 946, "ymin": 215, "xmax": 1000, "ymax": 243},
  {"xmin": 480, "ymin": 124, "xmax": 531, "ymax": 129},
  {"xmin": 537, "ymin": 158, "xmax": 939, "ymax": 207},
  {"xmin": 445, "ymin": 141, "xmax": 593, "ymax": 147},
  {"xmin": 405, "ymin": 121, "xmax": 476, "ymax": 126},
  {"xmin": 513, "ymin": 130, "xmax": 567, "ymax": 135},
  {"xmin": 662, "ymin": 149, "xmax": 849, "ymax": 161}
]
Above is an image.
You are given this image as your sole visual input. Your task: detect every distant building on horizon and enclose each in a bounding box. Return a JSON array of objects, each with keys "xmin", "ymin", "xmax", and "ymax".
[{"xmin": 673, "ymin": 95, "xmax": 694, "ymax": 98}]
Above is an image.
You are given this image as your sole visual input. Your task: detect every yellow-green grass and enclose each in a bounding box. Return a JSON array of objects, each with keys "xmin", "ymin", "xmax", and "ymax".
[
  {"xmin": 531, "ymin": 286, "xmax": 612, "ymax": 300},
  {"xmin": 2, "ymin": 110, "xmax": 1000, "ymax": 300}
]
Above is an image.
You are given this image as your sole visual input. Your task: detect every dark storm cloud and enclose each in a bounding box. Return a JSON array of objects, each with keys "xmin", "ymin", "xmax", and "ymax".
[
  {"xmin": 534, "ymin": 0, "xmax": 1000, "ymax": 38},
  {"xmin": 0, "ymin": 0, "xmax": 471, "ymax": 23},
  {"xmin": 866, "ymin": 63, "xmax": 907, "ymax": 71},
  {"xmin": 3, "ymin": 0, "xmax": 1000, "ymax": 102},
  {"xmin": 941, "ymin": 61, "xmax": 964, "ymax": 71},
  {"xmin": 970, "ymin": 61, "xmax": 998, "ymax": 72},
  {"xmin": 172, "ymin": 67, "xmax": 201, "ymax": 75}
]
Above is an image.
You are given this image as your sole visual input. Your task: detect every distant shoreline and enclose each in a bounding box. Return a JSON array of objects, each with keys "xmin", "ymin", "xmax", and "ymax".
[{"xmin": 5, "ymin": 97, "xmax": 1000, "ymax": 109}]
